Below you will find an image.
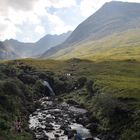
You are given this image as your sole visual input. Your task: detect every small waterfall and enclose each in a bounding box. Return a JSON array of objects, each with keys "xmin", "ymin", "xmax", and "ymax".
[{"xmin": 42, "ymin": 81, "xmax": 55, "ymax": 96}]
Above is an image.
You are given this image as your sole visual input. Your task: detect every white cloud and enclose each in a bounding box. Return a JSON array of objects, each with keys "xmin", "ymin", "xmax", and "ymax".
[
  {"xmin": 0, "ymin": 16, "xmax": 22, "ymax": 40},
  {"xmin": 0, "ymin": 0, "xmax": 41, "ymax": 41},
  {"xmin": 0, "ymin": 0, "xmax": 140, "ymax": 41},
  {"xmin": 36, "ymin": 0, "xmax": 76, "ymax": 9},
  {"xmin": 0, "ymin": 0, "xmax": 37, "ymax": 12},
  {"xmin": 49, "ymin": 0, "xmax": 76, "ymax": 8},
  {"xmin": 80, "ymin": 0, "xmax": 110, "ymax": 17},
  {"xmin": 0, "ymin": 0, "xmax": 77, "ymax": 41},
  {"xmin": 120, "ymin": 0, "xmax": 140, "ymax": 2},
  {"xmin": 80, "ymin": 0, "xmax": 140, "ymax": 17},
  {"xmin": 35, "ymin": 25, "xmax": 45, "ymax": 35},
  {"xmin": 46, "ymin": 13, "xmax": 74, "ymax": 34}
]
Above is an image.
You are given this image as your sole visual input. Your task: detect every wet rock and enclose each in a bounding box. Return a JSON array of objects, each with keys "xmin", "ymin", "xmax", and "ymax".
[
  {"xmin": 78, "ymin": 116, "xmax": 90, "ymax": 126},
  {"xmin": 68, "ymin": 130, "xmax": 75, "ymax": 139},
  {"xmin": 38, "ymin": 118, "xmax": 43, "ymax": 123},
  {"xmin": 86, "ymin": 123, "xmax": 98, "ymax": 133},
  {"xmin": 60, "ymin": 125, "xmax": 67, "ymax": 130},
  {"xmin": 37, "ymin": 133, "xmax": 49, "ymax": 140},
  {"xmin": 45, "ymin": 124, "xmax": 54, "ymax": 131},
  {"xmin": 36, "ymin": 127, "xmax": 44, "ymax": 133},
  {"xmin": 66, "ymin": 99, "xmax": 79, "ymax": 106},
  {"xmin": 76, "ymin": 117, "xmax": 84, "ymax": 124},
  {"xmin": 18, "ymin": 74, "xmax": 37, "ymax": 84},
  {"xmin": 29, "ymin": 97, "xmax": 94, "ymax": 140},
  {"xmin": 54, "ymin": 134, "xmax": 59, "ymax": 138}
]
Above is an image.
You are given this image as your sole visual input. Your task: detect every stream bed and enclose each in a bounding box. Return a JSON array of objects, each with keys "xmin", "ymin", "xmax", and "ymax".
[{"xmin": 29, "ymin": 97, "xmax": 99, "ymax": 140}]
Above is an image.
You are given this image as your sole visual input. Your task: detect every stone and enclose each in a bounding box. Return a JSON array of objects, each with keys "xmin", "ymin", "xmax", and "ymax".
[
  {"xmin": 66, "ymin": 99, "xmax": 79, "ymax": 106},
  {"xmin": 18, "ymin": 74, "xmax": 37, "ymax": 84},
  {"xmin": 86, "ymin": 123, "xmax": 98, "ymax": 133}
]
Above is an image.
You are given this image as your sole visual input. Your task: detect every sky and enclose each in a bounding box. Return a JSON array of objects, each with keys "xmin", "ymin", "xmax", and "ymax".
[{"xmin": 0, "ymin": 0, "xmax": 140, "ymax": 42}]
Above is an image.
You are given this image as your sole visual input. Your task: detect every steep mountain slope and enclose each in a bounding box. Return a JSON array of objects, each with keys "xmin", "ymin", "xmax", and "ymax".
[
  {"xmin": 0, "ymin": 42, "xmax": 18, "ymax": 60},
  {"xmin": 2, "ymin": 31, "xmax": 72, "ymax": 59},
  {"xmin": 49, "ymin": 29, "xmax": 140, "ymax": 61},
  {"xmin": 41, "ymin": 1, "xmax": 140, "ymax": 59},
  {"xmin": 3, "ymin": 39, "xmax": 34, "ymax": 58},
  {"xmin": 33, "ymin": 31, "xmax": 72, "ymax": 56}
]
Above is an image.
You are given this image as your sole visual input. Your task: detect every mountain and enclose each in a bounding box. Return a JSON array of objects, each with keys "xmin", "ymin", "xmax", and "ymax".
[
  {"xmin": 3, "ymin": 39, "xmax": 34, "ymax": 58},
  {"xmin": 0, "ymin": 41, "xmax": 18, "ymax": 60},
  {"xmin": 1, "ymin": 31, "xmax": 72, "ymax": 59},
  {"xmin": 33, "ymin": 31, "xmax": 72, "ymax": 56},
  {"xmin": 41, "ymin": 1, "xmax": 140, "ymax": 59}
]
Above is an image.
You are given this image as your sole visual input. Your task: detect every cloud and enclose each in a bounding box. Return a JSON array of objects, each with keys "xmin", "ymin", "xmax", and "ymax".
[
  {"xmin": 35, "ymin": 25, "xmax": 45, "ymax": 35},
  {"xmin": 50, "ymin": 0, "xmax": 76, "ymax": 8},
  {"xmin": 37, "ymin": 0, "xmax": 76, "ymax": 9},
  {"xmin": 0, "ymin": 0, "xmax": 140, "ymax": 41},
  {"xmin": 80, "ymin": 0, "xmax": 140, "ymax": 17},
  {"xmin": 120, "ymin": 0, "xmax": 140, "ymax": 2},
  {"xmin": 0, "ymin": 0, "xmax": 77, "ymax": 41},
  {"xmin": 0, "ymin": 0, "xmax": 41, "ymax": 41},
  {"xmin": 0, "ymin": 16, "xmax": 21, "ymax": 40},
  {"xmin": 46, "ymin": 13, "xmax": 74, "ymax": 34},
  {"xmin": 0, "ymin": 0, "xmax": 37, "ymax": 13},
  {"xmin": 80, "ymin": 0, "xmax": 110, "ymax": 17}
]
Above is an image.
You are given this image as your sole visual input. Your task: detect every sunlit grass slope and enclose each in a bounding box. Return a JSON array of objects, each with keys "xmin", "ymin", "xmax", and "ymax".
[
  {"xmin": 48, "ymin": 29, "xmax": 140, "ymax": 61},
  {"xmin": 20, "ymin": 58, "xmax": 140, "ymax": 101},
  {"xmin": 4, "ymin": 52, "xmax": 140, "ymax": 140},
  {"xmin": 20, "ymin": 58, "xmax": 140, "ymax": 140}
]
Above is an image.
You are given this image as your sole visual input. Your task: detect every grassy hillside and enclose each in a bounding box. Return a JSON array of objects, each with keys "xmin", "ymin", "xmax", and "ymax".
[
  {"xmin": 48, "ymin": 29, "xmax": 140, "ymax": 61},
  {"xmin": 41, "ymin": 2, "xmax": 140, "ymax": 59},
  {"xmin": 0, "ymin": 58, "xmax": 140, "ymax": 139},
  {"xmin": 20, "ymin": 58, "xmax": 140, "ymax": 139},
  {"xmin": 20, "ymin": 58, "xmax": 140, "ymax": 100}
]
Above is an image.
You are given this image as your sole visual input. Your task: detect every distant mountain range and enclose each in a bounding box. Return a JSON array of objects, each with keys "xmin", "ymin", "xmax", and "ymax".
[
  {"xmin": 1, "ymin": 1, "xmax": 140, "ymax": 60},
  {"xmin": 0, "ymin": 31, "xmax": 72, "ymax": 59},
  {"xmin": 41, "ymin": 1, "xmax": 140, "ymax": 60},
  {"xmin": 0, "ymin": 42, "xmax": 19, "ymax": 60}
]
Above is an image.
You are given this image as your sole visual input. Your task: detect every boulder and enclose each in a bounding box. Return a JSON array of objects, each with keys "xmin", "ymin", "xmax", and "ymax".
[
  {"xmin": 45, "ymin": 123, "xmax": 53, "ymax": 131},
  {"xmin": 86, "ymin": 123, "xmax": 98, "ymax": 133},
  {"xmin": 66, "ymin": 100, "xmax": 79, "ymax": 106},
  {"xmin": 18, "ymin": 74, "xmax": 37, "ymax": 84}
]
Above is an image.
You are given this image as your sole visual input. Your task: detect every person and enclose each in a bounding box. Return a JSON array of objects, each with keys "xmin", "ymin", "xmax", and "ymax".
[
  {"xmin": 74, "ymin": 130, "xmax": 83, "ymax": 140},
  {"xmin": 15, "ymin": 117, "xmax": 22, "ymax": 133}
]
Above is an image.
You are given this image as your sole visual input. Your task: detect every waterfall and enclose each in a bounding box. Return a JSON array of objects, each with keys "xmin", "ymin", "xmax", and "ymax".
[{"xmin": 42, "ymin": 81, "xmax": 55, "ymax": 96}]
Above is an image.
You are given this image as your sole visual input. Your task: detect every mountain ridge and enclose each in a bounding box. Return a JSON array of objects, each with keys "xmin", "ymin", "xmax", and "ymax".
[
  {"xmin": 0, "ymin": 41, "xmax": 19, "ymax": 60},
  {"xmin": 1, "ymin": 31, "xmax": 72, "ymax": 59},
  {"xmin": 41, "ymin": 1, "xmax": 140, "ymax": 59}
]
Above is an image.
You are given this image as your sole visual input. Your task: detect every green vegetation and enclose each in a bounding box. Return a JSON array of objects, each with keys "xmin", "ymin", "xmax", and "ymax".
[
  {"xmin": 0, "ymin": 62, "xmax": 38, "ymax": 140},
  {"xmin": 0, "ymin": 57, "xmax": 140, "ymax": 139},
  {"xmin": 18, "ymin": 58, "xmax": 140, "ymax": 139},
  {"xmin": 0, "ymin": 2, "xmax": 140, "ymax": 140},
  {"xmin": 48, "ymin": 29, "xmax": 140, "ymax": 61}
]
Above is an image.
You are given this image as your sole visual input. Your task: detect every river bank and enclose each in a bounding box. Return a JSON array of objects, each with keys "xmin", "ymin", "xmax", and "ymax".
[{"xmin": 29, "ymin": 97, "xmax": 100, "ymax": 140}]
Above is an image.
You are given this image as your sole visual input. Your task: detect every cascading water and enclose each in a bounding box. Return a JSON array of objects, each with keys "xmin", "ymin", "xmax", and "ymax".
[
  {"xmin": 29, "ymin": 97, "xmax": 100, "ymax": 140},
  {"xmin": 29, "ymin": 81, "xmax": 100, "ymax": 139},
  {"xmin": 42, "ymin": 81, "xmax": 55, "ymax": 96}
]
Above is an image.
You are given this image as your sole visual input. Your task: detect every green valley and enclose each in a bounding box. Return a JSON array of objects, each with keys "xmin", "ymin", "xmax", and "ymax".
[
  {"xmin": 48, "ymin": 29, "xmax": 140, "ymax": 61},
  {"xmin": 0, "ymin": 1, "xmax": 140, "ymax": 140}
]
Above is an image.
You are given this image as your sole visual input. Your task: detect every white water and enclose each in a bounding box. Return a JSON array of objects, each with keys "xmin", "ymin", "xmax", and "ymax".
[
  {"xmin": 42, "ymin": 81, "xmax": 55, "ymax": 96},
  {"xmin": 29, "ymin": 97, "xmax": 100, "ymax": 140}
]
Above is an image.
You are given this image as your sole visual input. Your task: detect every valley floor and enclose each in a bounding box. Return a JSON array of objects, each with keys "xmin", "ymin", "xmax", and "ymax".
[{"xmin": 0, "ymin": 58, "xmax": 140, "ymax": 139}]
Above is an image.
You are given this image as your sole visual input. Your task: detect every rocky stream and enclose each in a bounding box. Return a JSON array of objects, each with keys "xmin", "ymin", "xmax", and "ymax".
[{"xmin": 29, "ymin": 97, "xmax": 100, "ymax": 140}]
